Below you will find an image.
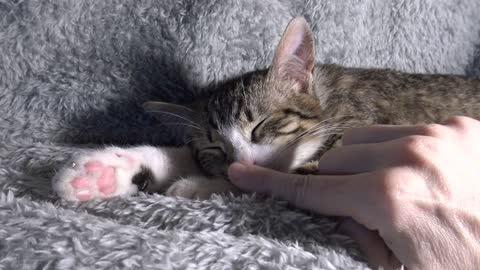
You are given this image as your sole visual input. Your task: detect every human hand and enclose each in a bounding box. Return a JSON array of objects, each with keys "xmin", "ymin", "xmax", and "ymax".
[{"xmin": 228, "ymin": 116, "xmax": 480, "ymax": 270}]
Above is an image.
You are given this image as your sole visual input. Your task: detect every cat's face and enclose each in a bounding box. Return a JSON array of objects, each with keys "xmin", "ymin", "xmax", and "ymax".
[
  {"xmin": 199, "ymin": 17, "xmax": 333, "ymax": 172},
  {"xmin": 145, "ymin": 17, "xmax": 328, "ymax": 174},
  {"xmin": 203, "ymin": 70, "xmax": 326, "ymax": 172}
]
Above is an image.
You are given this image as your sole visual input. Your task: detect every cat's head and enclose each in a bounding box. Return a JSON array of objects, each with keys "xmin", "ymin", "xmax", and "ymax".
[{"xmin": 146, "ymin": 17, "xmax": 332, "ymax": 173}]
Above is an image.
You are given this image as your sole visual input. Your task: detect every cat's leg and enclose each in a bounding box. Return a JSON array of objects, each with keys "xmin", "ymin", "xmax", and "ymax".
[
  {"xmin": 166, "ymin": 176, "xmax": 240, "ymax": 200},
  {"xmin": 52, "ymin": 146, "xmax": 202, "ymax": 201}
]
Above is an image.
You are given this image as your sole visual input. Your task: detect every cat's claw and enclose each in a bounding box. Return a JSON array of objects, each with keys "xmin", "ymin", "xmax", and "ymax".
[{"xmin": 53, "ymin": 147, "xmax": 142, "ymax": 201}]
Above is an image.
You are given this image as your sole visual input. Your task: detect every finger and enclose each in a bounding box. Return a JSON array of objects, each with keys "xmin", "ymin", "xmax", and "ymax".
[
  {"xmin": 317, "ymin": 142, "xmax": 391, "ymax": 174},
  {"xmin": 317, "ymin": 138, "xmax": 414, "ymax": 175},
  {"xmin": 338, "ymin": 218, "xmax": 403, "ymax": 270},
  {"xmin": 228, "ymin": 162, "xmax": 372, "ymax": 220},
  {"xmin": 342, "ymin": 124, "xmax": 448, "ymax": 145}
]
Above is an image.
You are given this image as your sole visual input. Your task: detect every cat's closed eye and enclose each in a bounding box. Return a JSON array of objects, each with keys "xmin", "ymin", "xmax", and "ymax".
[
  {"xmin": 276, "ymin": 121, "xmax": 300, "ymax": 134},
  {"xmin": 251, "ymin": 117, "xmax": 269, "ymax": 143},
  {"xmin": 251, "ymin": 117, "xmax": 301, "ymax": 144}
]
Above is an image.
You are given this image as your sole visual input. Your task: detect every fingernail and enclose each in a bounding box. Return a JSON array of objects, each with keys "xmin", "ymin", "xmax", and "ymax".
[{"xmin": 228, "ymin": 162, "xmax": 247, "ymax": 183}]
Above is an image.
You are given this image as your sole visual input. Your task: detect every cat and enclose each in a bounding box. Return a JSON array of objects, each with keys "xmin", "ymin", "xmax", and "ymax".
[{"xmin": 52, "ymin": 17, "xmax": 480, "ymax": 202}]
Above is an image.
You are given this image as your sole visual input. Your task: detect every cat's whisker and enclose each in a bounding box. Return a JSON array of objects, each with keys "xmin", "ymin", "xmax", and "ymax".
[
  {"xmin": 286, "ymin": 121, "xmax": 345, "ymax": 145},
  {"xmin": 265, "ymin": 129, "xmax": 334, "ymax": 167},
  {"xmin": 162, "ymin": 122, "xmax": 203, "ymax": 131},
  {"xmin": 265, "ymin": 133, "xmax": 334, "ymax": 169},
  {"xmin": 183, "ymin": 137, "xmax": 205, "ymax": 145},
  {"xmin": 148, "ymin": 110, "xmax": 201, "ymax": 127},
  {"xmin": 265, "ymin": 121, "xmax": 351, "ymax": 168}
]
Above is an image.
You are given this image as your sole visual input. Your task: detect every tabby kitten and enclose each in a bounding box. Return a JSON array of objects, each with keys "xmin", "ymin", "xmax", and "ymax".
[{"xmin": 53, "ymin": 17, "xmax": 480, "ymax": 202}]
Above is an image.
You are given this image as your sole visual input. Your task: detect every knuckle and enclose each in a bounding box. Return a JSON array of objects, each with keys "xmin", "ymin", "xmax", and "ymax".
[
  {"xmin": 400, "ymin": 135, "xmax": 440, "ymax": 164},
  {"xmin": 372, "ymin": 169, "xmax": 409, "ymax": 226},
  {"xmin": 418, "ymin": 123, "xmax": 444, "ymax": 138},
  {"xmin": 374, "ymin": 170, "xmax": 401, "ymax": 200},
  {"xmin": 445, "ymin": 115, "xmax": 474, "ymax": 130},
  {"xmin": 444, "ymin": 116, "xmax": 479, "ymax": 136}
]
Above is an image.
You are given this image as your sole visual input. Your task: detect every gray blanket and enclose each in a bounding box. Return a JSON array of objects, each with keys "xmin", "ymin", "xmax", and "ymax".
[{"xmin": 1, "ymin": 1, "xmax": 480, "ymax": 269}]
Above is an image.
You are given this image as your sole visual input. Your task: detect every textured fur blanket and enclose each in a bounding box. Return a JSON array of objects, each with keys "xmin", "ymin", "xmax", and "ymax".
[{"xmin": 1, "ymin": 1, "xmax": 480, "ymax": 269}]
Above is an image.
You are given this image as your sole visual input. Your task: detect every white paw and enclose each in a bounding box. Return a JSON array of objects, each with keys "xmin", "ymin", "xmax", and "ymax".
[{"xmin": 52, "ymin": 147, "xmax": 143, "ymax": 201}]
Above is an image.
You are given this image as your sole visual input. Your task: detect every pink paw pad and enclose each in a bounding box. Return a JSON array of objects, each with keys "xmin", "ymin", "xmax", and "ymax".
[
  {"xmin": 63, "ymin": 151, "xmax": 138, "ymax": 201},
  {"xmin": 97, "ymin": 166, "xmax": 116, "ymax": 194},
  {"xmin": 71, "ymin": 177, "xmax": 90, "ymax": 189},
  {"xmin": 76, "ymin": 191, "xmax": 92, "ymax": 201},
  {"xmin": 84, "ymin": 161, "xmax": 104, "ymax": 173}
]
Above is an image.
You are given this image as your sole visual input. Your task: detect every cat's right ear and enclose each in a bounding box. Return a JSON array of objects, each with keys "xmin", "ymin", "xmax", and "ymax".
[{"xmin": 270, "ymin": 17, "xmax": 315, "ymax": 94}]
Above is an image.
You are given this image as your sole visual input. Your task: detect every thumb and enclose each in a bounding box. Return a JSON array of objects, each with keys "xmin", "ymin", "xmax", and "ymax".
[
  {"xmin": 228, "ymin": 162, "xmax": 297, "ymax": 193},
  {"xmin": 228, "ymin": 162, "xmax": 315, "ymax": 208},
  {"xmin": 228, "ymin": 162, "xmax": 371, "ymax": 220}
]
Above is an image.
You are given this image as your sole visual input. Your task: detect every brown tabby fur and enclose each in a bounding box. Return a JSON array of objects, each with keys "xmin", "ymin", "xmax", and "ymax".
[{"xmin": 146, "ymin": 17, "xmax": 480, "ymax": 178}]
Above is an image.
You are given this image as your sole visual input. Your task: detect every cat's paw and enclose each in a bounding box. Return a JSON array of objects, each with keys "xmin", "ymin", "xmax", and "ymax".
[
  {"xmin": 197, "ymin": 147, "xmax": 229, "ymax": 177},
  {"xmin": 165, "ymin": 177, "xmax": 240, "ymax": 200},
  {"xmin": 52, "ymin": 147, "xmax": 143, "ymax": 201}
]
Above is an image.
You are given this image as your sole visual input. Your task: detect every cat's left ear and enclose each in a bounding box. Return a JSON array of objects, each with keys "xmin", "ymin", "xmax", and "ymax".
[{"xmin": 270, "ymin": 17, "xmax": 315, "ymax": 94}]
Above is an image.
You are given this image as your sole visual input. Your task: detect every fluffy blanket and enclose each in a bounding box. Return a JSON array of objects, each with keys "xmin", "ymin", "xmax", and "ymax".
[{"xmin": 1, "ymin": 0, "xmax": 480, "ymax": 269}]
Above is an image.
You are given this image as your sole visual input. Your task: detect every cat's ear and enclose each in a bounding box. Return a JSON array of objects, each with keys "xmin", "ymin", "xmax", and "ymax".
[{"xmin": 270, "ymin": 17, "xmax": 315, "ymax": 94}]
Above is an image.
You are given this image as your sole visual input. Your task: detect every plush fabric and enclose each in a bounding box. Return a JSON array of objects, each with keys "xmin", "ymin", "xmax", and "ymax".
[{"xmin": 1, "ymin": 0, "xmax": 480, "ymax": 268}]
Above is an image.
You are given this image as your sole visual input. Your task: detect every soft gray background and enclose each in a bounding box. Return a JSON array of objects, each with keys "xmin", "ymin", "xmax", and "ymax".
[{"xmin": 1, "ymin": 0, "xmax": 480, "ymax": 269}]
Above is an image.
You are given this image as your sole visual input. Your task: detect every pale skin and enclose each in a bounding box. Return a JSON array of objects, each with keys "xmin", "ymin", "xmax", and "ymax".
[{"xmin": 228, "ymin": 115, "xmax": 480, "ymax": 270}]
